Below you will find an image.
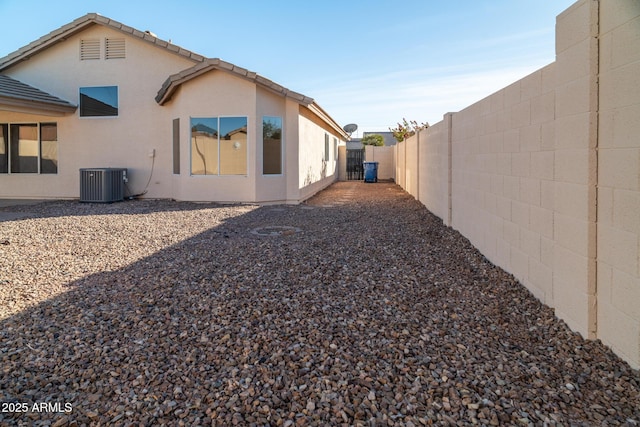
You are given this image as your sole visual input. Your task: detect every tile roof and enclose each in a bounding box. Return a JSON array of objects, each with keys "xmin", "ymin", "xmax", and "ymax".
[
  {"xmin": 0, "ymin": 13, "xmax": 348, "ymax": 138},
  {"xmin": 155, "ymin": 58, "xmax": 314, "ymax": 106},
  {"xmin": 0, "ymin": 75, "xmax": 76, "ymax": 113},
  {"xmin": 0, "ymin": 13, "xmax": 205, "ymax": 71}
]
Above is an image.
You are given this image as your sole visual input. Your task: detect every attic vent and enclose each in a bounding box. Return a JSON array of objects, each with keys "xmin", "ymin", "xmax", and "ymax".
[
  {"xmin": 80, "ymin": 39, "xmax": 100, "ymax": 60},
  {"xmin": 105, "ymin": 38, "xmax": 126, "ymax": 59}
]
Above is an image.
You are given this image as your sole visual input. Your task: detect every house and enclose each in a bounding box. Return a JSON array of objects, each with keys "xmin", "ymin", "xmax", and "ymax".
[
  {"xmin": 0, "ymin": 14, "xmax": 348, "ymax": 203},
  {"xmin": 346, "ymin": 131, "xmax": 396, "ymax": 150},
  {"xmin": 364, "ymin": 131, "xmax": 396, "ymax": 147}
]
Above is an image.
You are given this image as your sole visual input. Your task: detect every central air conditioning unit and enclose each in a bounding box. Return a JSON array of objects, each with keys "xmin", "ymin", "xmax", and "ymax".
[{"xmin": 79, "ymin": 168, "xmax": 128, "ymax": 203}]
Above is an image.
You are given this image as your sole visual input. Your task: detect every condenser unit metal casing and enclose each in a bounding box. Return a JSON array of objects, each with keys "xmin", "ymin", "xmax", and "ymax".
[{"xmin": 79, "ymin": 168, "xmax": 127, "ymax": 203}]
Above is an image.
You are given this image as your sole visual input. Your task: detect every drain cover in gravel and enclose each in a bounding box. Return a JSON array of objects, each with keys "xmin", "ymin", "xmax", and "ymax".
[{"xmin": 250, "ymin": 225, "xmax": 301, "ymax": 236}]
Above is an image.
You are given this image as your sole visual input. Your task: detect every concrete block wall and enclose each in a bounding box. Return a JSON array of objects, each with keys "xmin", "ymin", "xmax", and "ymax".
[
  {"xmin": 596, "ymin": 0, "xmax": 640, "ymax": 368},
  {"xmin": 405, "ymin": 136, "xmax": 419, "ymax": 199},
  {"xmin": 395, "ymin": 0, "xmax": 640, "ymax": 368},
  {"xmin": 364, "ymin": 145, "xmax": 395, "ymax": 181},
  {"xmin": 337, "ymin": 145, "xmax": 347, "ymax": 181},
  {"xmin": 418, "ymin": 114, "xmax": 452, "ymax": 225},
  {"xmin": 447, "ymin": 62, "xmax": 559, "ymax": 311},
  {"xmin": 552, "ymin": 0, "xmax": 599, "ymax": 339},
  {"xmin": 396, "ymin": 141, "xmax": 406, "ymax": 189}
]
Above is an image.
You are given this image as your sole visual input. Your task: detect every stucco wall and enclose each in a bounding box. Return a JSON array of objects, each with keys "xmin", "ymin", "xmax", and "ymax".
[
  {"xmin": 395, "ymin": 0, "xmax": 640, "ymax": 369},
  {"xmin": 255, "ymin": 88, "xmax": 288, "ymax": 203},
  {"xmin": 166, "ymin": 70, "xmax": 258, "ymax": 203},
  {"xmin": 297, "ymin": 107, "xmax": 342, "ymax": 202},
  {"xmin": 1, "ymin": 24, "xmax": 345, "ymax": 204},
  {"xmin": 1, "ymin": 25, "xmax": 196, "ymax": 200}
]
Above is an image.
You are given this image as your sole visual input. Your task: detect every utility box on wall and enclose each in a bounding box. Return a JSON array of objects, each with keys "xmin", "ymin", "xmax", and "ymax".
[{"xmin": 79, "ymin": 168, "xmax": 127, "ymax": 203}]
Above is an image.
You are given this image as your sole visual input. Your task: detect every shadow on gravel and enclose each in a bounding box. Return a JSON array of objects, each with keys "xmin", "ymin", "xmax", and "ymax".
[
  {"xmin": 1, "ymin": 182, "xmax": 639, "ymax": 426},
  {"xmin": 0, "ymin": 198, "xmax": 235, "ymax": 223}
]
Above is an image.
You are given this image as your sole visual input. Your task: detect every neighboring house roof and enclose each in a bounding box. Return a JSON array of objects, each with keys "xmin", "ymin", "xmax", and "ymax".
[
  {"xmin": 79, "ymin": 93, "xmax": 117, "ymax": 116},
  {"xmin": 0, "ymin": 74, "xmax": 77, "ymax": 114},
  {"xmin": 0, "ymin": 13, "xmax": 205, "ymax": 72}
]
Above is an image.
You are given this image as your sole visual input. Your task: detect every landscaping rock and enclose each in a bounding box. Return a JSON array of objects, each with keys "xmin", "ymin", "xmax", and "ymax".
[{"xmin": 0, "ymin": 182, "xmax": 638, "ymax": 426}]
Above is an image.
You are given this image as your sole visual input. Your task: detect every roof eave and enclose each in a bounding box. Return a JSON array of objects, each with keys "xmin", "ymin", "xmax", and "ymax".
[
  {"xmin": 156, "ymin": 59, "xmax": 317, "ymax": 107},
  {"xmin": 0, "ymin": 13, "xmax": 204, "ymax": 72},
  {"xmin": 307, "ymin": 102, "xmax": 349, "ymax": 140},
  {"xmin": 0, "ymin": 95, "xmax": 77, "ymax": 116},
  {"xmin": 0, "ymin": 14, "xmax": 96, "ymax": 71}
]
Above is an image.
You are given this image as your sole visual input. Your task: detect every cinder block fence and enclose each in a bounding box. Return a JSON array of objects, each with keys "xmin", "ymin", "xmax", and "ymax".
[{"xmin": 395, "ymin": 0, "xmax": 640, "ymax": 369}]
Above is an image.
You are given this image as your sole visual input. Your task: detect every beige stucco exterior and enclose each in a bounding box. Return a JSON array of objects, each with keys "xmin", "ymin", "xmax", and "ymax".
[
  {"xmin": 0, "ymin": 15, "xmax": 346, "ymax": 204},
  {"xmin": 394, "ymin": 0, "xmax": 640, "ymax": 369}
]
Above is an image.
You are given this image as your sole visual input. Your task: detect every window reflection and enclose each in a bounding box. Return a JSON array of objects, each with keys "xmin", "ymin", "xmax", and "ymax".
[
  {"xmin": 0, "ymin": 124, "xmax": 7, "ymax": 173},
  {"xmin": 0, "ymin": 123, "xmax": 58, "ymax": 174},
  {"xmin": 10, "ymin": 124, "xmax": 38, "ymax": 173},
  {"xmin": 220, "ymin": 117, "xmax": 247, "ymax": 175},
  {"xmin": 79, "ymin": 86, "xmax": 118, "ymax": 117},
  {"xmin": 191, "ymin": 118, "xmax": 219, "ymax": 175},
  {"xmin": 40, "ymin": 123, "xmax": 58, "ymax": 174},
  {"xmin": 263, "ymin": 116, "xmax": 282, "ymax": 175},
  {"xmin": 190, "ymin": 117, "xmax": 247, "ymax": 175}
]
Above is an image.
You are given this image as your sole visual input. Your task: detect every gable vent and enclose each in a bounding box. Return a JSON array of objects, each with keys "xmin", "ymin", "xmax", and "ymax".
[
  {"xmin": 80, "ymin": 39, "xmax": 100, "ymax": 60},
  {"xmin": 105, "ymin": 38, "xmax": 126, "ymax": 59}
]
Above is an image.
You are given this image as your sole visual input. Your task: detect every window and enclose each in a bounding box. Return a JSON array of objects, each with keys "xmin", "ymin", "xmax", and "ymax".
[
  {"xmin": 324, "ymin": 133, "xmax": 330, "ymax": 161},
  {"xmin": 0, "ymin": 123, "xmax": 57, "ymax": 174},
  {"xmin": 263, "ymin": 116, "xmax": 282, "ymax": 175},
  {"xmin": 173, "ymin": 118, "xmax": 180, "ymax": 174},
  {"xmin": 333, "ymin": 137, "xmax": 338, "ymax": 162},
  {"xmin": 0, "ymin": 124, "xmax": 8, "ymax": 173},
  {"xmin": 11, "ymin": 124, "xmax": 38, "ymax": 173},
  {"xmin": 191, "ymin": 117, "xmax": 247, "ymax": 175},
  {"xmin": 40, "ymin": 123, "xmax": 58, "ymax": 174},
  {"xmin": 79, "ymin": 86, "xmax": 118, "ymax": 117}
]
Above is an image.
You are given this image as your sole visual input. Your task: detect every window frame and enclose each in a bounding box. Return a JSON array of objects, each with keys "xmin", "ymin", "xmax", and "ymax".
[
  {"xmin": 0, "ymin": 122, "xmax": 58, "ymax": 174},
  {"xmin": 262, "ymin": 116, "xmax": 283, "ymax": 176},
  {"xmin": 172, "ymin": 118, "xmax": 180, "ymax": 175},
  {"xmin": 0, "ymin": 123, "xmax": 8, "ymax": 174},
  {"xmin": 79, "ymin": 86, "xmax": 119, "ymax": 118},
  {"xmin": 324, "ymin": 133, "xmax": 330, "ymax": 162},
  {"xmin": 189, "ymin": 116, "xmax": 248, "ymax": 177},
  {"xmin": 39, "ymin": 122, "xmax": 58, "ymax": 174}
]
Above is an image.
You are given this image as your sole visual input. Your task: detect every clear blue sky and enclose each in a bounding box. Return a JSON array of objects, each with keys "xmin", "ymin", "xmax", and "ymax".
[{"xmin": 0, "ymin": 0, "xmax": 575, "ymax": 135}]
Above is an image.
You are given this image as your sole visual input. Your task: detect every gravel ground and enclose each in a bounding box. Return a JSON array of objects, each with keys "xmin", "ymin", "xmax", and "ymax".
[{"xmin": 0, "ymin": 181, "xmax": 638, "ymax": 427}]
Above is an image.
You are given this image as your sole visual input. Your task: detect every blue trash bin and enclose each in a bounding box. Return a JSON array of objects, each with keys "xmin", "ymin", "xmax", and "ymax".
[{"xmin": 363, "ymin": 162, "xmax": 379, "ymax": 183}]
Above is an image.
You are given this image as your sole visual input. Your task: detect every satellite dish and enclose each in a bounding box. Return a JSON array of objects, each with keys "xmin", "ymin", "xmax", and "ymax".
[{"xmin": 343, "ymin": 123, "xmax": 358, "ymax": 135}]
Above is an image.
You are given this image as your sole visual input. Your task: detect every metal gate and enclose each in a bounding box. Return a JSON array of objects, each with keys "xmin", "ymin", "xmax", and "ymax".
[{"xmin": 346, "ymin": 149, "xmax": 364, "ymax": 180}]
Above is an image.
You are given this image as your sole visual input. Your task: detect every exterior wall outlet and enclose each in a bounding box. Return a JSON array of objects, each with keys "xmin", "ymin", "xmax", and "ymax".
[{"xmin": 148, "ymin": 149, "xmax": 156, "ymax": 158}]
